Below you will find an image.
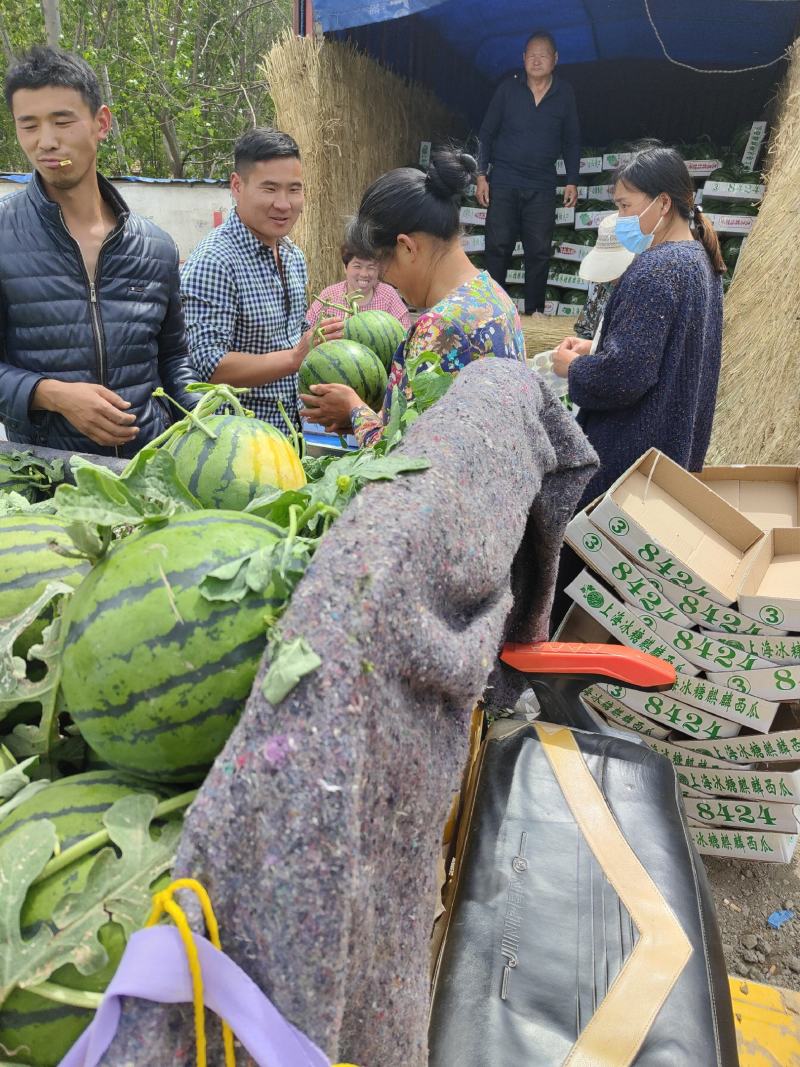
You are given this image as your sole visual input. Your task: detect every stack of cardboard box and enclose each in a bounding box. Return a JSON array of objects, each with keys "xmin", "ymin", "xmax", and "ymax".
[{"xmin": 559, "ymin": 449, "xmax": 800, "ymax": 864}]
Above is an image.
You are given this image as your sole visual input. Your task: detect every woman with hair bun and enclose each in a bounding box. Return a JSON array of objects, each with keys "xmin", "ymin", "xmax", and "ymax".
[
  {"xmin": 299, "ymin": 149, "xmax": 525, "ymax": 447},
  {"xmin": 552, "ymin": 143, "xmax": 725, "ymax": 505}
]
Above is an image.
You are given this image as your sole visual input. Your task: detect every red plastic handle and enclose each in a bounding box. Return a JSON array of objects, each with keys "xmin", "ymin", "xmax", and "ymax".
[{"xmin": 500, "ymin": 641, "xmax": 677, "ymax": 689}]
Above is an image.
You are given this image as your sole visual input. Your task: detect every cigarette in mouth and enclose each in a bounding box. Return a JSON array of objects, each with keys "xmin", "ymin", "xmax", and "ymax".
[{"xmin": 58, "ymin": 159, "xmax": 72, "ymax": 167}]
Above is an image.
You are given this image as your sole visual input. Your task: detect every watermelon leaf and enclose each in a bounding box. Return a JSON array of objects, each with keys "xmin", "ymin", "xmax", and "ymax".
[
  {"xmin": 0, "ymin": 794, "xmax": 179, "ymax": 1005},
  {"xmin": 261, "ymin": 634, "xmax": 322, "ymax": 705},
  {"xmin": 53, "ymin": 449, "xmax": 201, "ymax": 555},
  {"xmin": 0, "ymin": 582, "xmax": 72, "ymax": 717}
]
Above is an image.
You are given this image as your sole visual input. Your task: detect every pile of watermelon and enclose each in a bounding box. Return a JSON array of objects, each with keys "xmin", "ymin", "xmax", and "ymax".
[
  {"xmin": 0, "ymin": 381, "xmax": 427, "ymax": 1063},
  {"xmin": 299, "ymin": 302, "xmax": 407, "ymax": 413}
]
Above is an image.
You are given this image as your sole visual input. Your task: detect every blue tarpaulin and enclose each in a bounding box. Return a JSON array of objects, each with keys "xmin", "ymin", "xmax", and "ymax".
[
  {"xmin": 315, "ymin": 0, "xmax": 799, "ymax": 73},
  {"xmin": 313, "ymin": 0, "xmax": 800, "ymax": 139}
]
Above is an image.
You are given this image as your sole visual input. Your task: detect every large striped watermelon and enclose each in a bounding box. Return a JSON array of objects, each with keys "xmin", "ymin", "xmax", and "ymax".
[
  {"xmin": 60, "ymin": 511, "xmax": 284, "ymax": 783},
  {"xmin": 0, "ymin": 772, "xmax": 173, "ymax": 1067},
  {"xmin": 343, "ymin": 310, "xmax": 406, "ymax": 371},
  {"xmin": 299, "ymin": 339, "xmax": 387, "ymax": 412},
  {"xmin": 167, "ymin": 414, "xmax": 306, "ymax": 511}
]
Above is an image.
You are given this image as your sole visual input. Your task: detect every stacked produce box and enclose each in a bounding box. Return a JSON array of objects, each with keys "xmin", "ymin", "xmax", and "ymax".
[
  {"xmin": 558, "ymin": 450, "xmax": 800, "ymax": 865},
  {"xmin": 453, "ymin": 121, "xmax": 767, "ymax": 314}
]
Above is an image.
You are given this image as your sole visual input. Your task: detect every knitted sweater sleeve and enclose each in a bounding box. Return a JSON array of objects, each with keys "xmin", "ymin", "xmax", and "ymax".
[{"xmin": 567, "ymin": 256, "xmax": 681, "ymax": 411}]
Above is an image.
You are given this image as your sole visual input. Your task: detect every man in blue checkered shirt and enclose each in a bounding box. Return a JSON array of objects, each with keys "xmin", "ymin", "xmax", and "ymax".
[{"xmin": 180, "ymin": 128, "xmax": 341, "ymax": 430}]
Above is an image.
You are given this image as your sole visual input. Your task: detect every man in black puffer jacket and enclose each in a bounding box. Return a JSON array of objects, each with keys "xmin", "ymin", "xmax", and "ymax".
[{"xmin": 1, "ymin": 47, "xmax": 195, "ymax": 457}]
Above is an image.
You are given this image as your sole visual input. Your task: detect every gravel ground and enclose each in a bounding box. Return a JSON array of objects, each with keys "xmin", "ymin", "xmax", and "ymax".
[{"xmin": 706, "ymin": 849, "xmax": 800, "ymax": 989}]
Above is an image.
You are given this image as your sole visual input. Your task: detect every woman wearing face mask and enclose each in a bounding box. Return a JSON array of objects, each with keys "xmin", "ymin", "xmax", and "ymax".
[
  {"xmin": 306, "ymin": 241, "xmax": 411, "ymax": 329},
  {"xmin": 299, "ymin": 149, "xmax": 526, "ymax": 445},
  {"xmin": 552, "ymin": 143, "xmax": 725, "ymax": 505}
]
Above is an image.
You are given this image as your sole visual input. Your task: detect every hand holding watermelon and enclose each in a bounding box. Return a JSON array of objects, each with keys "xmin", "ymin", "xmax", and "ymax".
[{"xmin": 299, "ymin": 382, "xmax": 364, "ymax": 433}]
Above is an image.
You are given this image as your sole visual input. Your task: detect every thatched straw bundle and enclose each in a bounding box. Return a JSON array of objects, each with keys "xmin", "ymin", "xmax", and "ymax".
[
  {"xmin": 263, "ymin": 32, "xmax": 456, "ymax": 298},
  {"xmin": 520, "ymin": 315, "xmax": 575, "ymax": 356},
  {"xmin": 708, "ymin": 39, "xmax": 800, "ymax": 464}
]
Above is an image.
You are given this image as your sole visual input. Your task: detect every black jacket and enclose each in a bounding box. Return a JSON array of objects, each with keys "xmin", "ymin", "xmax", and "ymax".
[{"xmin": 0, "ymin": 173, "xmax": 196, "ymax": 457}]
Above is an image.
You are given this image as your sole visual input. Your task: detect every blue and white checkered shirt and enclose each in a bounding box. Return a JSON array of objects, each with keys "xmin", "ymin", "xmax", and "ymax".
[{"xmin": 180, "ymin": 210, "xmax": 309, "ymax": 429}]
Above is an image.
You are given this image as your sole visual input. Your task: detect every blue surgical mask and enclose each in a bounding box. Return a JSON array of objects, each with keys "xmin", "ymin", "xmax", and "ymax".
[{"xmin": 615, "ymin": 200, "xmax": 662, "ymax": 254}]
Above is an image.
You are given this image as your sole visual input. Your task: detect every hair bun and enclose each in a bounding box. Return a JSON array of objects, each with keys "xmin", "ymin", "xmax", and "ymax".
[{"xmin": 425, "ymin": 149, "xmax": 477, "ymax": 200}]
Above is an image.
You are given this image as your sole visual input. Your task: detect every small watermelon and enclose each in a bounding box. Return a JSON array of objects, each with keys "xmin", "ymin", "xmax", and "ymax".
[
  {"xmin": 299, "ymin": 339, "xmax": 388, "ymax": 412},
  {"xmin": 0, "ymin": 772, "xmax": 174, "ymax": 1067},
  {"xmin": 343, "ymin": 310, "xmax": 406, "ymax": 371},
  {"xmin": 167, "ymin": 414, "xmax": 305, "ymax": 511},
  {"xmin": 60, "ymin": 511, "xmax": 284, "ymax": 783}
]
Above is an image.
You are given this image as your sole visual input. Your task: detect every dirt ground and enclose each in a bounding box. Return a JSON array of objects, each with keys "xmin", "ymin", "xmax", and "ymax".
[{"xmin": 706, "ymin": 849, "xmax": 800, "ymax": 990}]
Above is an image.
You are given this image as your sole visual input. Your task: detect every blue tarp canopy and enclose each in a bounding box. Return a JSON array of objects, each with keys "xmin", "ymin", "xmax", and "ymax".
[{"xmin": 313, "ymin": 1, "xmax": 800, "ymax": 137}]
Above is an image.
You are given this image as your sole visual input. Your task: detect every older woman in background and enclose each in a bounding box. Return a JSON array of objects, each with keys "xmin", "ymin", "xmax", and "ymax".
[{"xmin": 307, "ymin": 241, "xmax": 411, "ymax": 329}]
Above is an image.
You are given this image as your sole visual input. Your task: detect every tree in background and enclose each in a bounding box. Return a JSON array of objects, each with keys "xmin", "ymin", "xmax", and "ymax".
[{"xmin": 0, "ymin": 0, "xmax": 292, "ymax": 177}]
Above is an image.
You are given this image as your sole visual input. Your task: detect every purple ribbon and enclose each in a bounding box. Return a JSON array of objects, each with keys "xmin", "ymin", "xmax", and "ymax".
[{"xmin": 59, "ymin": 925, "xmax": 332, "ymax": 1067}]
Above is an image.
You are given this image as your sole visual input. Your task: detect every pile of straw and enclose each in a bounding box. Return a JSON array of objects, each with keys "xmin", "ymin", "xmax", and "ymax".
[
  {"xmin": 708, "ymin": 39, "xmax": 800, "ymax": 464},
  {"xmin": 263, "ymin": 32, "xmax": 456, "ymax": 298},
  {"xmin": 520, "ymin": 315, "xmax": 574, "ymax": 356}
]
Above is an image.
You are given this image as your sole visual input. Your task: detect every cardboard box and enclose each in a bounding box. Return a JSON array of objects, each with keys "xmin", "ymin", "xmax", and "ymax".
[
  {"xmin": 590, "ymin": 449, "xmax": 765, "ymax": 606},
  {"xmin": 505, "ymin": 269, "xmax": 525, "ymax": 284},
  {"xmin": 556, "ymin": 156, "xmax": 603, "ymax": 176},
  {"xmin": 679, "ymin": 762, "xmax": 800, "ymax": 804},
  {"xmin": 596, "ymin": 683, "xmax": 740, "ymax": 740},
  {"xmin": 605, "ymin": 675, "xmax": 779, "ymax": 732},
  {"xmin": 569, "ymin": 503, "xmax": 774, "ymax": 634},
  {"xmin": 706, "ymin": 663, "xmax": 800, "ymax": 703},
  {"xmin": 632, "ymin": 609, "xmax": 774, "ymax": 675},
  {"xmin": 603, "ymin": 152, "xmax": 632, "ymax": 170},
  {"xmin": 565, "ymin": 570, "xmax": 700, "ymax": 674},
  {"xmin": 551, "ymin": 242, "xmax": 591, "ymax": 262},
  {"xmin": 674, "ymin": 728, "xmax": 800, "ymax": 766},
  {"xmin": 582, "ymin": 685, "xmax": 670, "ymax": 739},
  {"xmin": 553, "ymin": 602, "xmax": 613, "ymax": 643},
  {"xmin": 683, "ymin": 795, "xmax": 800, "ymax": 834},
  {"xmin": 691, "ymin": 827, "xmax": 797, "ymax": 863},
  {"xmin": 547, "ymin": 272, "xmax": 590, "ymax": 291},
  {"xmin": 738, "ymin": 528, "xmax": 800, "ymax": 632},
  {"xmin": 702, "ymin": 180, "xmax": 765, "ymax": 203},
  {"xmin": 702, "ymin": 632, "xmax": 800, "ymax": 666},
  {"xmin": 461, "ymin": 233, "xmax": 485, "ymax": 253},
  {"xmin": 555, "ymin": 206, "xmax": 575, "ymax": 226},
  {"xmin": 703, "ymin": 213, "xmax": 755, "ymax": 236},
  {"xmin": 419, "ymin": 141, "xmax": 432, "ymax": 168},
  {"xmin": 543, "ymin": 299, "xmax": 559, "ymax": 316},
  {"xmin": 574, "ymin": 209, "xmax": 616, "ymax": 231},
  {"xmin": 741, "ymin": 121, "xmax": 767, "ymax": 171},
  {"xmin": 642, "ymin": 733, "xmax": 732, "ymax": 771},
  {"xmin": 459, "ymin": 206, "xmax": 486, "ymax": 227},
  {"xmin": 564, "ymin": 508, "xmax": 693, "ymax": 627},
  {"xmin": 512, "ymin": 241, "xmax": 524, "ymax": 257},
  {"xmin": 587, "ymin": 184, "xmax": 614, "ymax": 202},
  {"xmin": 697, "ymin": 465, "xmax": 800, "ymax": 531},
  {"xmin": 556, "ymin": 304, "xmax": 582, "ymax": 318},
  {"xmin": 685, "ymin": 159, "xmax": 723, "ymax": 178},
  {"xmin": 668, "ymin": 674, "xmax": 780, "ymax": 731}
]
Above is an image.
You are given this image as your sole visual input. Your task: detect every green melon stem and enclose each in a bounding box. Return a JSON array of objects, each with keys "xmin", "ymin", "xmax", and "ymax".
[
  {"xmin": 31, "ymin": 790, "xmax": 198, "ymax": 887},
  {"xmin": 23, "ymin": 979, "xmax": 104, "ymax": 1011},
  {"xmin": 277, "ymin": 401, "xmax": 304, "ymax": 459},
  {"xmin": 151, "ymin": 389, "xmax": 219, "ymax": 443}
]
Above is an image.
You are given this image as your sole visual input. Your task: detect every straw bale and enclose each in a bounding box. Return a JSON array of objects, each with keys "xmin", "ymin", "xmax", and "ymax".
[
  {"xmin": 263, "ymin": 32, "xmax": 457, "ymax": 298},
  {"xmin": 520, "ymin": 314, "xmax": 575, "ymax": 356},
  {"xmin": 709, "ymin": 39, "xmax": 800, "ymax": 464}
]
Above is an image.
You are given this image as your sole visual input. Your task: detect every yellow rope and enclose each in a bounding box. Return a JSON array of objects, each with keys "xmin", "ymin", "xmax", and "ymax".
[{"xmin": 146, "ymin": 878, "xmax": 236, "ymax": 1067}]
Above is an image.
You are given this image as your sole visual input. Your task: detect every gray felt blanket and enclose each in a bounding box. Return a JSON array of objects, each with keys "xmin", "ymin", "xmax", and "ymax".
[{"xmin": 99, "ymin": 358, "xmax": 598, "ymax": 1067}]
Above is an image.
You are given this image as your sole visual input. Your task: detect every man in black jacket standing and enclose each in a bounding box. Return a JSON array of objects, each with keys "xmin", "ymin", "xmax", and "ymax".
[
  {"xmin": 476, "ymin": 31, "xmax": 581, "ymax": 315},
  {"xmin": 1, "ymin": 47, "xmax": 195, "ymax": 456}
]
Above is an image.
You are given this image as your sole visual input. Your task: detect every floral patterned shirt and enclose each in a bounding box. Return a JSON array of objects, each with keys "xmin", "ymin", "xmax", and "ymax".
[{"xmin": 352, "ymin": 271, "xmax": 525, "ymax": 448}]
